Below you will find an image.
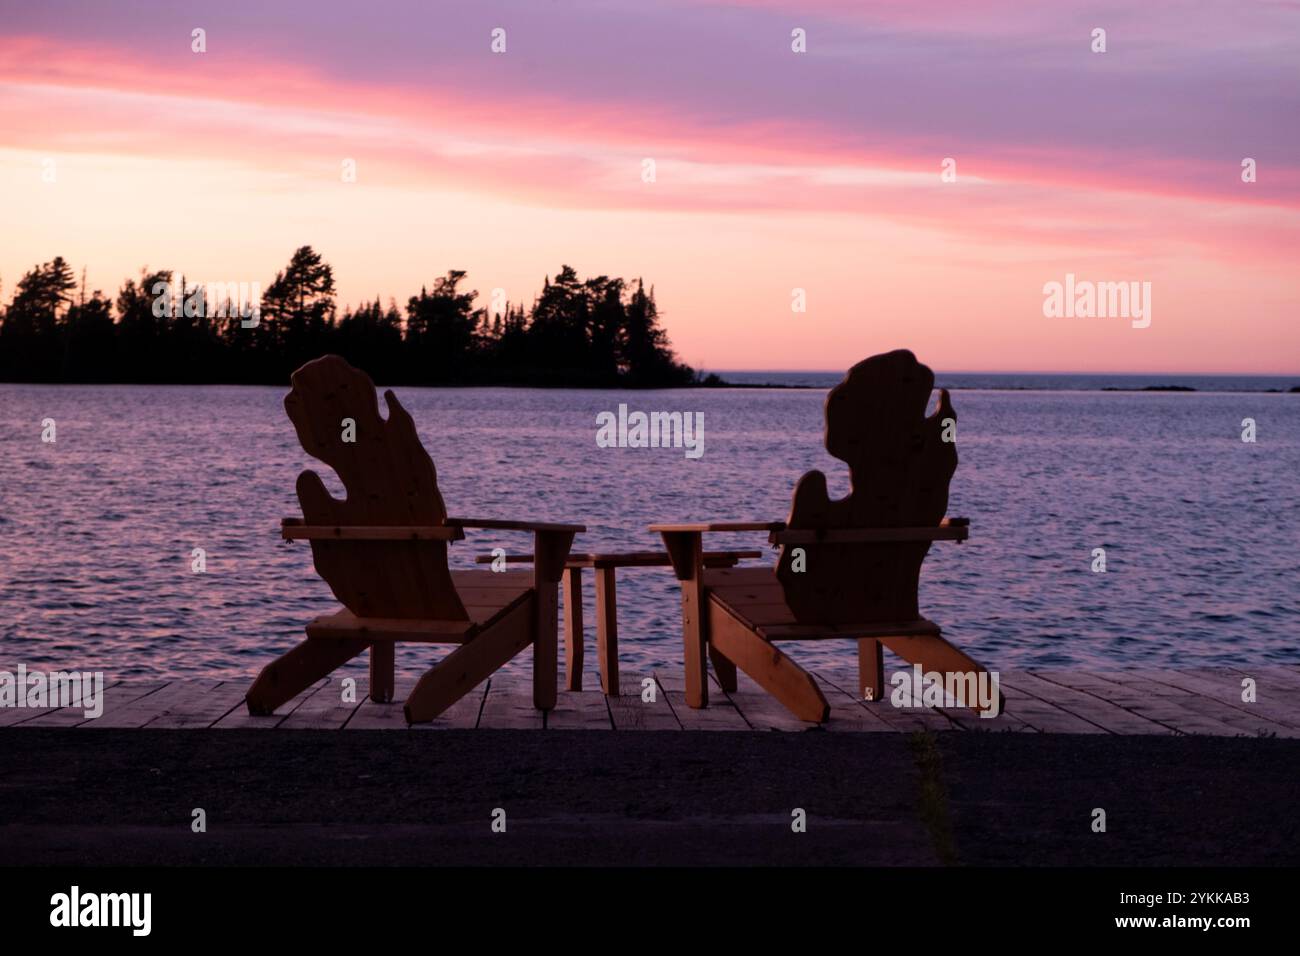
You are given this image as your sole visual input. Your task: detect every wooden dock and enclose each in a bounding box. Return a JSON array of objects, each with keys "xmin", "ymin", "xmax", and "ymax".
[{"xmin": 3, "ymin": 666, "xmax": 1298, "ymax": 735}]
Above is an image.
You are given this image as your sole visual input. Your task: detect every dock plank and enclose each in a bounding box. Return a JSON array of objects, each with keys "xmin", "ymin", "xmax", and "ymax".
[
  {"xmin": 1029, "ymin": 671, "xmax": 1209, "ymax": 734},
  {"xmin": 409, "ymin": 680, "xmax": 488, "ymax": 731},
  {"xmin": 844, "ymin": 665, "xmax": 1033, "ymax": 732},
  {"xmin": 0, "ymin": 704, "xmax": 63, "ymax": 727},
  {"xmin": 18, "ymin": 680, "xmax": 164, "ymax": 728},
  {"xmin": 1092, "ymin": 671, "xmax": 1300, "ymax": 738},
  {"xmin": 1034, "ymin": 670, "xmax": 1246, "ymax": 736},
  {"xmin": 146, "ymin": 680, "xmax": 248, "ymax": 728},
  {"xmin": 1007, "ymin": 672, "xmax": 1173, "ymax": 735},
  {"xmin": 347, "ymin": 680, "xmax": 415, "ymax": 730},
  {"xmin": 3, "ymin": 670, "xmax": 1293, "ymax": 736},
  {"xmin": 995, "ymin": 674, "xmax": 1108, "ymax": 734},
  {"xmin": 1170, "ymin": 668, "xmax": 1300, "ymax": 730},
  {"xmin": 478, "ymin": 676, "xmax": 544, "ymax": 729},
  {"xmin": 278, "ymin": 677, "xmax": 367, "ymax": 730},
  {"xmin": 719, "ymin": 672, "xmax": 820, "ymax": 732},
  {"xmin": 818, "ymin": 668, "xmax": 959, "ymax": 733},
  {"xmin": 1229, "ymin": 665, "xmax": 1300, "ymax": 695},
  {"xmin": 81, "ymin": 680, "xmax": 218, "ymax": 729},
  {"xmin": 811, "ymin": 674, "xmax": 895, "ymax": 732},
  {"xmin": 546, "ymin": 690, "xmax": 612, "ymax": 730},
  {"xmin": 654, "ymin": 671, "xmax": 748, "ymax": 731},
  {"xmin": 212, "ymin": 679, "xmax": 330, "ymax": 729},
  {"xmin": 605, "ymin": 677, "xmax": 682, "ymax": 730}
]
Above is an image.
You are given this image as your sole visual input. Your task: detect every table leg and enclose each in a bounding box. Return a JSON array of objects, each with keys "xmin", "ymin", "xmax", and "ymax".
[
  {"xmin": 563, "ymin": 567, "xmax": 584, "ymax": 691},
  {"xmin": 594, "ymin": 567, "xmax": 620, "ymax": 696}
]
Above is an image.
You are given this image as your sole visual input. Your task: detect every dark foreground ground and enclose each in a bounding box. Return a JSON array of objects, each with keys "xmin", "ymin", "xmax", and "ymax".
[{"xmin": 1, "ymin": 729, "xmax": 1294, "ymax": 866}]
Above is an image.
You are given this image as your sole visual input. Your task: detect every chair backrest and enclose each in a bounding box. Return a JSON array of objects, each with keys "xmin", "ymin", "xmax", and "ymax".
[
  {"xmin": 285, "ymin": 355, "xmax": 468, "ymax": 621},
  {"xmin": 776, "ymin": 350, "xmax": 956, "ymax": 623}
]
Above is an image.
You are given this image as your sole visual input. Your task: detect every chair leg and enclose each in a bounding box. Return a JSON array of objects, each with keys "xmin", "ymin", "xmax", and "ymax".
[
  {"xmin": 594, "ymin": 567, "xmax": 620, "ymax": 696},
  {"xmin": 708, "ymin": 605, "xmax": 829, "ymax": 722},
  {"xmin": 246, "ymin": 635, "xmax": 370, "ymax": 715},
  {"xmin": 661, "ymin": 530, "xmax": 708, "ymax": 708},
  {"xmin": 532, "ymin": 530, "xmax": 574, "ymax": 711},
  {"xmin": 563, "ymin": 567, "xmax": 584, "ymax": 692},
  {"xmin": 370, "ymin": 642, "xmax": 395, "ymax": 703},
  {"xmin": 881, "ymin": 632, "xmax": 1005, "ymax": 713},
  {"xmin": 534, "ymin": 582, "xmax": 559, "ymax": 711},
  {"xmin": 681, "ymin": 589, "xmax": 709, "ymax": 709},
  {"xmin": 858, "ymin": 638, "xmax": 885, "ymax": 702},
  {"xmin": 406, "ymin": 602, "xmax": 534, "ymax": 723},
  {"xmin": 709, "ymin": 645, "xmax": 738, "ymax": 693},
  {"xmin": 881, "ymin": 632, "xmax": 985, "ymax": 677}
]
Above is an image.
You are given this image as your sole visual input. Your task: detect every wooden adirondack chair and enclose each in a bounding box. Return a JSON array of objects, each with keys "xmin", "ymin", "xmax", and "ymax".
[
  {"xmin": 652, "ymin": 349, "xmax": 995, "ymax": 722},
  {"xmin": 245, "ymin": 355, "xmax": 583, "ymax": 723}
]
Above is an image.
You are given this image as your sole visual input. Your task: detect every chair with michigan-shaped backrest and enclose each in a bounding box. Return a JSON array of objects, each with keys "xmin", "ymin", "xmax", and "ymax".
[
  {"xmin": 651, "ymin": 349, "xmax": 995, "ymax": 721},
  {"xmin": 245, "ymin": 355, "xmax": 583, "ymax": 723}
]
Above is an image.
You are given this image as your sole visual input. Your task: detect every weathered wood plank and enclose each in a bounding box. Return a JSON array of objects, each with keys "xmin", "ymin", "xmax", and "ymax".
[
  {"xmin": 1006, "ymin": 672, "xmax": 1171, "ymax": 735},
  {"xmin": 546, "ymin": 690, "xmax": 612, "ymax": 730},
  {"xmin": 1228, "ymin": 664, "xmax": 1300, "ymax": 695},
  {"xmin": 1034, "ymin": 670, "xmax": 1245, "ymax": 736},
  {"xmin": 347, "ymin": 679, "xmax": 414, "ymax": 729},
  {"xmin": 213, "ymin": 678, "xmax": 331, "ymax": 729},
  {"xmin": 478, "ymin": 675, "xmax": 545, "ymax": 729},
  {"xmin": 851, "ymin": 664, "xmax": 1032, "ymax": 732},
  {"xmin": 818, "ymin": 668, "xmax": 959, "ymax": 732},
  {"xmin": 604, "ymin": 676, "xmax": 681, "ymax": 730},
  {"xmin": 1091, "ymin": 671, "xmax": 1300, "ymax": 738},
  {"xmin": 1026, "ymin": 671, "xmax": 1196, "ymax": 733},
  {"xmin": 146, "ymin": 680, "xmax": 249, "ymax": 728},
  {"xmin": 0, "ymin": 703, "xmax": 65, "ymax": 727},
  {"xmin": 810, "ymin": 673, "xmax": 895, "ymax": 732},
  {"xmin": 654, "ymin": 671, "xmax": 748, "ymax": 731},
  {"xmin": 1177, "ymin": 668, "xmax": 1300, "ymax": 729},
  {"xmin": 993, "ymin": 674, "xmax": 1108, "ymax": 734},
  {"xmin": 6, "ymin": 671, "xmax": 1292, "ymax": 736},
  {"xmin": 719, "ymin": 671, "xmax": 820, "ymax": 732},
  {"xmin": 277, "ymin": 676, "xmax": 367, "ymax": 729},
  {"xmin": 18, "ymin": 680, "xmax": 164, "ymax": 728},
  {"xmin": 81, "ymin": 680, "xmax": 220, "ymax": 729},
  {"xmin": 409, "ymin": 679, "xmax": 488, "ymax": 730}
]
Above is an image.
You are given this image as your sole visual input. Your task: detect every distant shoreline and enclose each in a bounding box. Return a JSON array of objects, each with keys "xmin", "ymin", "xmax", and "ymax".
[
  {"xmin": 705, "ymin": 382, "xmax": 1300, "ymax": 394},
  {"xmin": 2, "ymin": 379, "xmax": 1296, "ymax": 394}
]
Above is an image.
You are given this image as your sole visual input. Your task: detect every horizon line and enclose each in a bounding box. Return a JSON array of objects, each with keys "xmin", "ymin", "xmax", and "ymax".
[{"xmin": 711, "ymin": 368, "xmax": 1300, "ymax": 378}]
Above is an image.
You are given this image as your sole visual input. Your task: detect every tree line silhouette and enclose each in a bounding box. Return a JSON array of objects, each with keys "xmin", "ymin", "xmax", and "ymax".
[{"xmin": 0, "ymin": 246, "xmax": 720, "ymax": 387}]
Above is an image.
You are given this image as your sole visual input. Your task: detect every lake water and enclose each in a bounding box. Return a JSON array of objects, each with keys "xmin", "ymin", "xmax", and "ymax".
[{"xmin": 1, "ymin": 379, "xmax": 1297, "ymax": 684}]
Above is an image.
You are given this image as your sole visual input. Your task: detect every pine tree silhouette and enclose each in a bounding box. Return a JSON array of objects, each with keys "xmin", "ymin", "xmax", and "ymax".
[{"xmin": 0, "ymin": 249, "xmax": 708, "ymax": 386}]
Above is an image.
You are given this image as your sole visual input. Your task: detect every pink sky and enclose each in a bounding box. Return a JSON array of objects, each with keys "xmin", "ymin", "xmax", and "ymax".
[{"xmin": 1, "ymin": 0, "xmax": 1298, "ymax": 373}]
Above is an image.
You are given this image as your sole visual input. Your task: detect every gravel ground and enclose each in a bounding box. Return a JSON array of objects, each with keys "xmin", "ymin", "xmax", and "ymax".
[{"xmin": 0, "ymin": 729, "xmax": 1295, "ymax": 866}]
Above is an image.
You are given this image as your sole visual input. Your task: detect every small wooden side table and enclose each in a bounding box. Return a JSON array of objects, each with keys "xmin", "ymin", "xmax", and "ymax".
[{"xmin": 475, "ymin": 549, "xmax": 762, "ymax": 695}]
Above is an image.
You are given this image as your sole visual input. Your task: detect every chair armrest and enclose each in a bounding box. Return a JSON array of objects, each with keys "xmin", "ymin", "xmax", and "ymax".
[
  {"xmin": 650, "ymin": 522, "xmax": 781, "ymax": 579},
  {"xmin": 771, "ymin": 518, "xmax": 970, "ymax": 545},
  {"xmin": 472, "ymin": 549, "xmax": 763, "ymax": 568},
  {"xmin": 281, "ymin": 522, "xmax": 465, "ymax": 542},
  {"xmin": 648, "ymin": 521, "xmax": 785, "ymax": 534},
  {"xmin": 447, "ymin": 516, "xmax": 587, "ymax": 534}
]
